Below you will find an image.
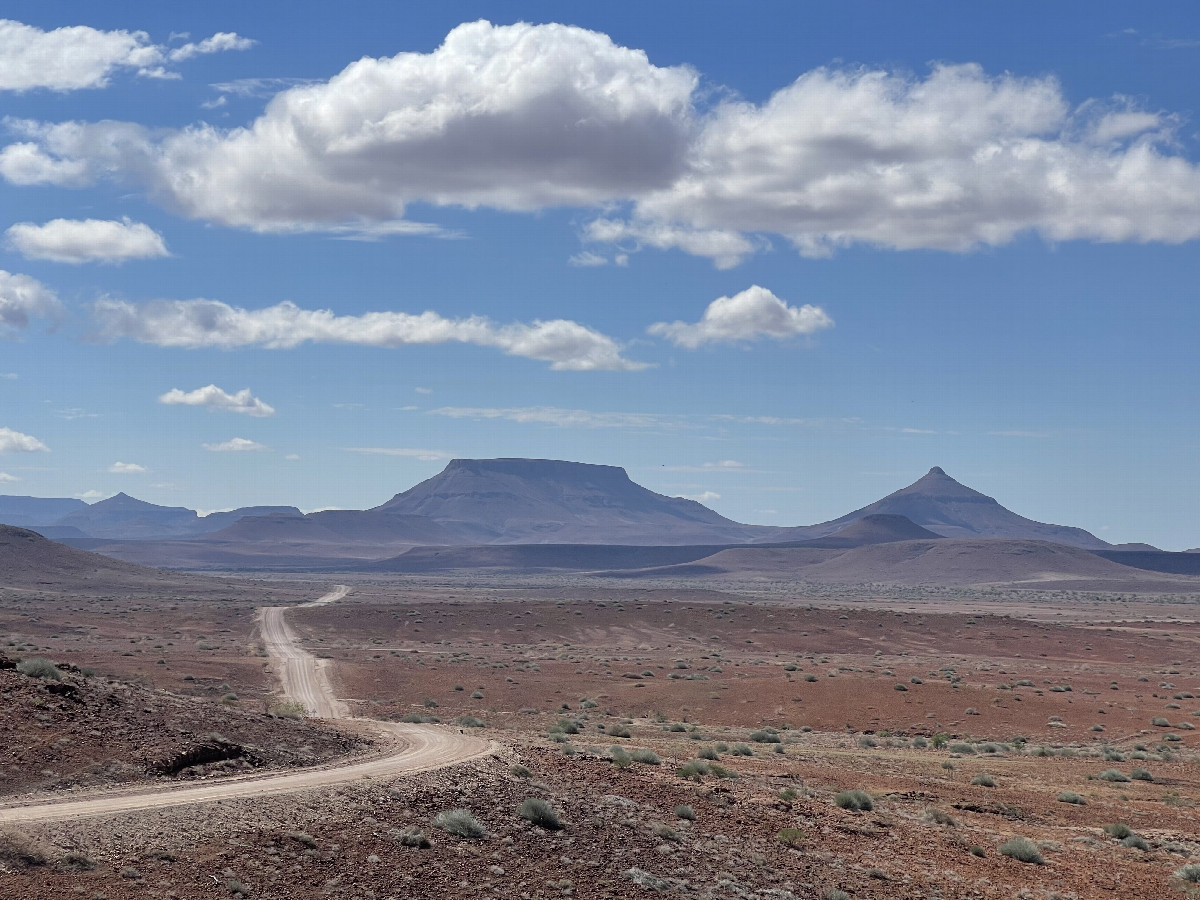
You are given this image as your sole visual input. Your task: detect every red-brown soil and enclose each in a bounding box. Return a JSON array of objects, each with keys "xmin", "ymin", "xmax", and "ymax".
[{"xmin": 3, "ymin": 576, "xmax": 1200, "ymax": 898}]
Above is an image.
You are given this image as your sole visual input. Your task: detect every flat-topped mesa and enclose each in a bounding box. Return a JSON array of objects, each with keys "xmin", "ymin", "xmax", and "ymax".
[{"xmin": 372, "ymin": 457, "xmax": 757, "ymax": 545}]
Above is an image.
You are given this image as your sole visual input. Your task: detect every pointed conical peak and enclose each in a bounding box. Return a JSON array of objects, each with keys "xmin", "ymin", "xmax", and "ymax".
[{"xmin": 889, "ymin": 466, "xmax": 995, "ymax": 502}]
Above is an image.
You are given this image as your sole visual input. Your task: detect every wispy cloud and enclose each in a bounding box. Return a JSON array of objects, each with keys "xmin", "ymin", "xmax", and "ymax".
[
  {"xmin": 0, "ymin": 471, "xmax": 18, "ymax": 482},
  {"xmin": 429, "ymin": 406, "xmax": 679, "ymax": 429},
  {"xmin": 344, "ymin": 447, "xmax": 451, "ymax": 461},
  {"xmin": 0, "ymin": 20, "xmax": 254, "ymax": 91},
  {"xmin": 108, "ymin": 461, "xmax": 146, "ymax": 474},
  {"xmin": 91, "ymin": 297, "xmax": 647, "ymax": 371},
  {"xmin": 988, "ymin": 430, "xmax": 1049, "ymax": 438},
  {"xmin": 202, "ymin": 437, "xmax": 268, "ymax": 452}
]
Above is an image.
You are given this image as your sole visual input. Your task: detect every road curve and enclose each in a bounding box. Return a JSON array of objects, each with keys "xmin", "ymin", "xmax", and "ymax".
[{"xmin": 0, "ymin": 586, "xmax": 491, "ymax": 823}]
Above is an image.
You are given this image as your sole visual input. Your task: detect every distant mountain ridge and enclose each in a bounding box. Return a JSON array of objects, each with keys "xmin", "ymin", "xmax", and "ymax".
[
  {"xmin": 1, "ymin": 460, "xmax": 1128, "ymax": 566},
  {"xmin": 757, "ymin": 467, "xmax": 1110, "ymax": 550}
]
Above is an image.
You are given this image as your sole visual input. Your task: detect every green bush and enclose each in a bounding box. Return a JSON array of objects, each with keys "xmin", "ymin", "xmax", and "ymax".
[
  {"xmin": 630, "ymin": 748, "xmax": 660, "ymax": 765},
  {"xmin": 1130, "ymin": 767, "xmax": 1153, "ymax": 782},
  {"xmin": 1174, "ymin": 863, "xmax": 1200, "ymax": 883},
  {"xmin": 834, "ymin": 789, "xmax": 873, "ymax": 812},
  {"xmin": 457, "ymin": 715, "xmax": 486, "ymax": 728},
  {"xmin": 674, "ymin": 804, "xmax": 695, "ymax": 821},
  {"xmin": 1056, "ymin": 791, "xmax": 1086, "ymax": 805},
  {"xmin": 509, "ymin": 764, "xmax": 532, "ymax": 779},
  {"xmin": 610, "ymin": 747, "xmax": 632, "ymax": 769},
  {"xmin": 1103, "ymin": 823, "xmax": 1133, "ymax": 839},
  {"xmin": 269, "ymin": 700, "xmax": 306, "ymax": 720},
  {"xmin": 998, "ymin": 836, "xmax": 1043, "ymax": 864},
  {"xmin": 1097, "ymin": 768, "xmax": 1130, "ymax": 782},
  {"xmin": 971, "ymin": 773, "xmax": 996, "ymax": 788},
  {"xmin": 16, "ymin": 657, "xmax": 60, "ymax": 680},
  {"xmin": 698, "ymin": 746, "xmax": 720, "ymax": 760},
  {"xmin": 434, "ymin": 809, "xmax": 486, "ymax": 838},
  {"xmin": 517, "ymin": 797, "xmax": 562, "ymax": 830},
  {"xmin": 607, "ymin": 724, "xmax": 632, "ymax": 738},
  {"xmin": 749, "ymin": 728, "xmax": 781, "ymax": 743},
  {"xmin": 1121, "ymin": 833, "xmax": 1149, "ymax": 851},
  {"xmin": 777, "ymin": 827, "xmax": 805, "ymax": 846}
]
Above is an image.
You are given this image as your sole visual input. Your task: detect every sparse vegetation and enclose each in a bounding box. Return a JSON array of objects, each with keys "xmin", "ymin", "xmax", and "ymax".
[
  {"xmin": 518, "ymin": 797, "xmax": 563, "ymax": 830},
  {"xmin": 16, "ymin": 657, "xmax": 60, "ymax": 680},
  {"xmin": 1057, "ymin": 791, "xmax": 1086, "ymax": 804},
  {"xmin": 998, "ymin": 836, "xmax": 1043, "ymax": 864},
  {"xmin": 834, "ymin": 789, "xmax": 874, "ymax": 812},
  {"xmin": 435, "ymin": 809, "xmax": 486, "ymax": 838}
]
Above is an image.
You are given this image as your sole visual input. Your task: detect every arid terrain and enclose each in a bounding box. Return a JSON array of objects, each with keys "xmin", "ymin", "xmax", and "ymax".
[{"xmin": 2, "ymin": 567, "xmax": 1200, "ymax": 898}]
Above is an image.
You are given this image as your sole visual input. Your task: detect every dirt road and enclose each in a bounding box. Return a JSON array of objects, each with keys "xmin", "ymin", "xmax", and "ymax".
[{"xmin": 0, "ymin": 586, "xmax": 490, "ymax": 823}]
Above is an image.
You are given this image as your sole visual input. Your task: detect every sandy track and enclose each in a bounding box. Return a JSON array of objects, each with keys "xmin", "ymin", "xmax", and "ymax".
[{"xmin": 0, "ymin": 585, "xmax": 490, "ymax": 824}]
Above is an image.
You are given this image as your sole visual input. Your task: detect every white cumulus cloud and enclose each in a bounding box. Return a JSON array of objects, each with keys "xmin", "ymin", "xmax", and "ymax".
[
  {"xmin": 159, "ymin": 384, "xmax": 275, "ymax": 417},
  {"xmin": 6, "ymin": 217, "xmax": 168, "ymax": 263},
  {"xmin": 6, "ymin": 29, "xmax": 1200, "ymax": 261},
  {"xmin": 648, "ymin": 286, "xmax": 833, "ymax": 348},
  {"xmin": 92, "ymin": 297, "xmax": 646, "ymax": 371},
  {"xmin": 0, "ymin": 270, "xmax": 62, "ymax": 334},
  {"xmin": 108, "ymin": 461, "xmax": 146, "ymax": 474},
  {"xmin": 0, "ymin": 21, "xmax": 695, "ymax": 231},
  {"xmin": 0, "ymin": 19, "xmax": 254, "ymax": 92},
  {"xmin": 202, "ymin": 437, "xmax": 268, "ymax": 452},
  {"xmin": 0, "ymin": 426, "xmax": 48, "ymax": 453}
]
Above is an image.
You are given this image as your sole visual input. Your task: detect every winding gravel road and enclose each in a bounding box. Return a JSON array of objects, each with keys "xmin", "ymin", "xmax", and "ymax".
[{"xmin": 0, "ymin": 585, "xmax": 491, "ymax": 823}]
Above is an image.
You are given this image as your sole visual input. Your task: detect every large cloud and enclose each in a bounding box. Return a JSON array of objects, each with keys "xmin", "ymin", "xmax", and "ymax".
[
  {"xmin": 619, "ymin": 63, "xmax": 1200, "ymax": 260},
  {"xmin": 6, "ymin": 218, "xmax": 168, "ymax": 263},
  {"xmin": 6, "ymin": 25, "xmax": 1200, "ymax": 260},
  {"xmin": 0, "ymin": 21, "xmax": 696, "ymax": 231},
  {"xmin": 159, "ymin": 384, "xmax": 275, "ymax": 417},
  {"xmin": 0, "ymin": 426, "xmax": 48, "ymax": 453},
  {"xmin": 0, "ymin": 270, "xmax": 62, "ymax": 334},
  {"xmin": 648, "ymin": 286, "xmax": 833, "ymax": 348},
  {"xmin": 92, "ymin": 297, "xmax": 646, "ymax": 371},
  {"xmin": 0, "ymin": 19, "xmax": 254, "ymax": 91}
]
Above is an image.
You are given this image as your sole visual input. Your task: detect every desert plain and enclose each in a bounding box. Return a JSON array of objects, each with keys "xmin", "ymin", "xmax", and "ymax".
[{"xmin": 3, "ymin": 567, "xmax": 1200, "ymax": 900}]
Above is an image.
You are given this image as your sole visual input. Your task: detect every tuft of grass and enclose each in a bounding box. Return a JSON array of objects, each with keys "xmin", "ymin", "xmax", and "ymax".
[
  {"xmin": 1175, "ymin": 863, "xmax": 1200, "ymax": 883},
  {"xmin": 1130, "ymin": 767, "xmax": 1154, "ymax": 782},
  {"xmin": 998, "ymin": 836, "xmax": 1043, "ymax": 864},
  {"xmin": 630, "ymin": 748, "xmax": 660, "ymax": 765},
  {"xmin": 777, "ymin": 827, "xmax": 805, "ymax": 846},
  {"xmin": 1103, "ymin": 823, "xmax": 1133, "ymax": 839},
  {"xmin": 677, "ymin": 760, "xmax": 709, "ymax": 781},
  {"xmin": 749, "ymin": 728, "xmax": 781, "ymax": 743},
  {"xmin": 834, "ymin": 789, "xmax": 873, "ymax": 812},
  {"xmin": 517, "ymin": 797, "xmax": 562, "ymax": 830},
  {"xmin": 435, "ymin": 809, "xmax": 486, "ymax": 839},
  {"xmin": 1121, "ymin": 833, "xmax": 1150, "ymax": 851},
  {"xmin": 925, "ymin": 807, "xmax": 957, "ymax": 826},
  {"xmin": 971, "ymin": 773, "xmax": 996, "ymax": 788},
  {"xmin": 0, "ymin": 830, "xmax": 48, "ymax": 868},
  {"xmin": 457, "ymin": 715, "xmax": 486, "ymax": 728},
  {"xmin": 16, "ymin": 657, "xmax": 60, "ymax": 680},
  {"xmin": 395, "ymin": 826, "xmax": 431, "ymax": 849},
  {"xmin": 58, "ymin": 851, "xmax": 96, "ymax": 871},
  {"xmin": 509, "ymin": 764, "xmax": 532, "ymax": 779},
  {"xmin": 674, "ymin": 804, "xmax": 695, "ymax": 821},
  {"xmin": 651, "ymin": 822, "xmax": 679, "ymax": 842},
  {"xmin": 269, "ymin": 700, "xmax": 306, "ymax": 720},
  {"xmin": 1097, "ymin": 768, "xmax": 1131, "ymax": 782},
  {"xmin": 1057, "ymin": 791, "xmax": 1086, "ymax": 805},
  {"xmin": 285, "ymin": 831, "xmax": 317, "ymax": 848}
]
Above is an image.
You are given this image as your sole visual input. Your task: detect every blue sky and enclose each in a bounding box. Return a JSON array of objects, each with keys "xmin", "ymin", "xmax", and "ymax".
[{"xmin": 1, "ymin": 2, "xmax": 1198, "ymax": 548}]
